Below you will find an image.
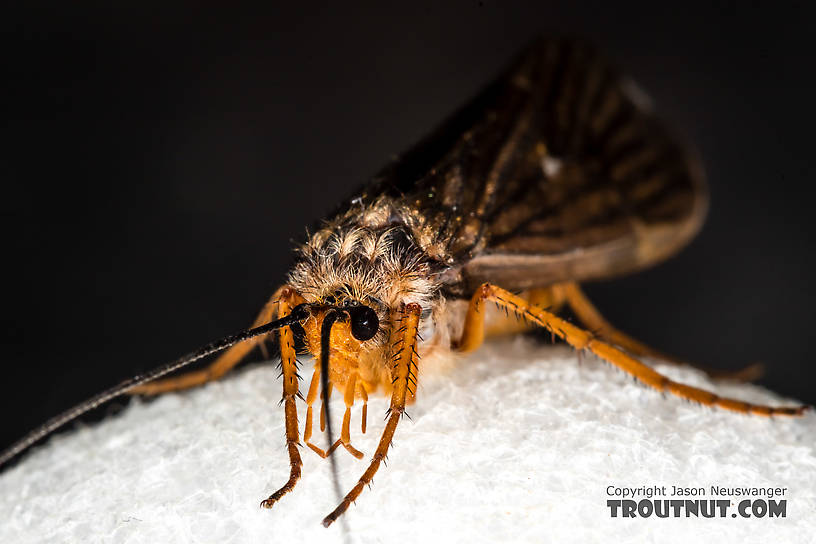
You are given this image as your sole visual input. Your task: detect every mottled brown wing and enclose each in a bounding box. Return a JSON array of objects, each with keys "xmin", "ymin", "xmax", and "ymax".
[{"xmin": 337, "ymin": 38, "xmax": 707, "ymax": 295}]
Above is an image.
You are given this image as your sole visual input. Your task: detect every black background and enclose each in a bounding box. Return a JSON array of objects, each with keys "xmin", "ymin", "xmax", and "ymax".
[{"xmin": 2, "ymin": 2, "xmax": 815, "ymax": 455}]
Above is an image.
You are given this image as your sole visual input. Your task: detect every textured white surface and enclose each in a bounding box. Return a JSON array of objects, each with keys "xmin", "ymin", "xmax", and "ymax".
[{"xmin": 1, "ymin": 337, "xmax": 814, "ymax": 544}]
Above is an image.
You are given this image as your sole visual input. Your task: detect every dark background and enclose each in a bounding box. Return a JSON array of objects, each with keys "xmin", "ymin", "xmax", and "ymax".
[{"xmin": 2, "ymin": 2, "xmax": 815, "ymax": 456}]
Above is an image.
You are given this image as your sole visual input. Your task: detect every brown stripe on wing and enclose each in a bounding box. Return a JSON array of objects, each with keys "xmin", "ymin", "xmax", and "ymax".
[
  {"xmin": 461, "ymin": 39, "xmax": 706, "ymax": 291},
  {"xmin": 326, "ymin": 38, "xmax": 706, "ymax": 291}
]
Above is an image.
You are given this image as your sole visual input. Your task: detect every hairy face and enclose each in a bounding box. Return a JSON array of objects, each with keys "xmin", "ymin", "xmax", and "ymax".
[{"xmin": 288, "ymin": 221, "xmax": 442, "ymax": 393}]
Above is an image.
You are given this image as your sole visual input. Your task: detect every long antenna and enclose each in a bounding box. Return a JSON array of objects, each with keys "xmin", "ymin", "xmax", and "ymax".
[
  {"xmin": 0, "ymin": 308, "xmax": 309, "ymax": 468},
  {"xmin": 319, "ymin": 310, "xmax": 343, "ymax": 497},
  {"xmin": 319, "ymin": 309, "xmax": 351, "ymax": 538}
]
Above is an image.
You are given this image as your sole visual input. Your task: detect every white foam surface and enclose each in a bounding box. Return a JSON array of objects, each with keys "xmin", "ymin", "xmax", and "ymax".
[{"xmin": 1, "ymin": 337, "xmax": 814, "ymax": 544}]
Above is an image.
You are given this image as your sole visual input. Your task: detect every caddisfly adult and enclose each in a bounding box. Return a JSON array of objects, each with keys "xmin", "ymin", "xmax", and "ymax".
[{"xmin": 0, "ymin": 38, "xmax": 806, "ymax": 527}]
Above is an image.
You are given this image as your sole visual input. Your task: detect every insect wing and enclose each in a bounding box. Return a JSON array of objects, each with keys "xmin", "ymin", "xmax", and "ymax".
[{"xmin": 334, "ymin": 39, "xmax": 707, "ymax": 294}]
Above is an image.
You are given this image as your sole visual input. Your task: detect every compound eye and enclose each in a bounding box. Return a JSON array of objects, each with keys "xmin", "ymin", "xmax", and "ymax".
[{"xmin": 349, "ymin": 306, "xmax": 379, "ymax": 341}]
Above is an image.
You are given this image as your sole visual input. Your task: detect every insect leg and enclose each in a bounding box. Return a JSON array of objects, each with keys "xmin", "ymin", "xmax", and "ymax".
[
  {"xmin": 321, "ymin": 303, "xmax": 422, "ymax": 527},
  {"xmin": 129, "ymin": 285, "xmax": 293, "ymax": 395},
  {"xmin": 320, "ymin": 382, "xmax": 333, "ymax": 432},
  {"xmin": 359, "ymin": 382, "xmax": 368, "ymax": 434},
  {"xmin": 463, "ymin": 283, "xmax": 807, "ymax": 416},
  {"xmin": 339, "ymin": 373, "xmax": 364, "ymax": 459},
  {"xmin": 304, "ymin": 365, "xmax": 341, "ymax": 458},
  {"xmin": 482, "ymin": 287, "xmax": 568, "ymax": 338},
  {"xmin": 304, "ymin": 364, "xmax": 362, "ymax": 458},
  {"xmin": 260, "ymin": 288, "xmax": 307, "ymax": 509},
  {"xmin": 560, "ymin": 282, "xmax": 763, "ymax": 382}
]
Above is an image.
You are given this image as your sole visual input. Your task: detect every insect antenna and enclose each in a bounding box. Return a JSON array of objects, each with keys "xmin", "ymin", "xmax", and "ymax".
[
  {"xmin": 319, "ymin": 308, "xmax": 351, "ymax": 536},
  {"xmin": 0, "ymin": 306, "xmax": 311, "ymax": 469}
]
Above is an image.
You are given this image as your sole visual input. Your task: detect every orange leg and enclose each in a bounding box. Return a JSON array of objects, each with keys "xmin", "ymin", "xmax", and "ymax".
[
  {"xmin": 129, "ymin": 285, "xmax": 289, "ymax": 395},
  {"xmin": 459, "ymin": 283, "xmax": 807, "ymax": 417},
  {"xmin": 259, "ymin": 288, "xmax": 307, "ymax": 508},
  {"xmin": 339, "ymin": 373, "xmax": 365, "ymax": 459},
  {"xmin": 358, "ymin": 382, "xmax": 368, "ymax": 434},
  {"xmin": 483, "ymin": 287, "xmax": 567, "ymax": 338},
  {"xmin": 322, "ymin": 303, "xmax": 422, "ymax": 527},
  {"xmin": 319, "ymin": 382, "xmax": 333, "ymax": 432},
  {"xmin": 303, "ymin": 366, "xmax": 363, "ymax": 459},
  {"xmin": 560, "ymin": 282, "xmax": 763, "ymax": 382},
  {"xmin": 303, "ymin": 363, "xmax": 328, "ymax": 458},
  {"xmin": 304, "ymin": 366, "xmax": 335, "ymax": 457}
]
